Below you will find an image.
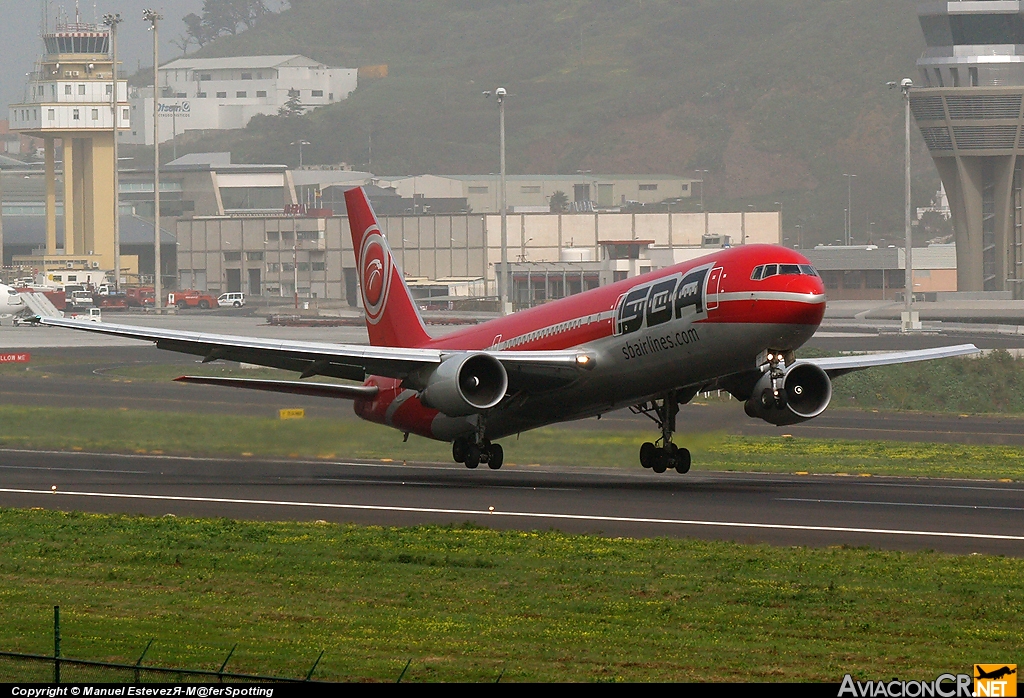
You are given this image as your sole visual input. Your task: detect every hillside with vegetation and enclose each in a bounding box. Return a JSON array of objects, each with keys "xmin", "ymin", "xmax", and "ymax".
[{"xmin": 157, "ymin": 0, "xmax": 939, "ymax": 247}]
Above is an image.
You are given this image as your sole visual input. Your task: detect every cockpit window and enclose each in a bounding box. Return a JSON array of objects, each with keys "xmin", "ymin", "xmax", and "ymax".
[{"xmin": 752, "ymin": 263, "xmax": 820, "ymax": 280}]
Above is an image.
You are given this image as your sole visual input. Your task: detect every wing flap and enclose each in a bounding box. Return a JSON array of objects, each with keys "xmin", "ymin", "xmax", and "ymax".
[
  {"xmin": 174, "ymin": 375, "xmax": 378, "ymax": 400},
  {"xmin": 37, "ymin": 316, "xmax": 595, "ymax": 391},
  {"xmin": 39, "ymin": 316, "xmax": 441, "ymax": 380}
]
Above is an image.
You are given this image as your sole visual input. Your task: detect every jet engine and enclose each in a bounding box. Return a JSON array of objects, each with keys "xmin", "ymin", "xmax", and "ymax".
[
  {"xmin": 743, "ymin": 362, "xmax": 832, "ymax": 426},
  {"xmin": 419, "ymin": 353, "xmax": 509, "ymax": 417}
]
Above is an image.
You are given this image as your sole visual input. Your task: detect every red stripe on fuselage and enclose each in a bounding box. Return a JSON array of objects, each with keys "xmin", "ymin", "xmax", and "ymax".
[{"xmin": 420, "ymin": 244, "xmax": 825, "ymax": 351}]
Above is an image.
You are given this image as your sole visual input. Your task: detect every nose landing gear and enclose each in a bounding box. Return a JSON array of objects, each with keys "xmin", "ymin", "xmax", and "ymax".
[{"xmin": 631, "ymin": 391, "xmax": 691, "ymax": 474}]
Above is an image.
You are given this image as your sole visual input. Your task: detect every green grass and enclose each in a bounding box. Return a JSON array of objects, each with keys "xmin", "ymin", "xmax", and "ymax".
[
  {"xmin": 0, "ymin": 404, "xmax": 1022, "ymax": 480},
  {"xmin": 0, "ymin": 509, "xmax": 1021, "ymax": 681}
]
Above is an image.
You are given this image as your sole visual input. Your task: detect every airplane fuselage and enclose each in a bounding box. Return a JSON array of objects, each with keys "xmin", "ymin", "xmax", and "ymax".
[
  {"xmin": 0, "ymin": 284, "xmax": 25, "ymax": 315},
  {"xmin": 354, "ymin": 244, "xmax": 826, "ymax": 441}
]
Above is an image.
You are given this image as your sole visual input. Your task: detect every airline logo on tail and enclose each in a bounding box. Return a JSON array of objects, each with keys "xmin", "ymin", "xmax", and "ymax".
[{"xmin": 359, "ymin": 225, "xmax": 393, "ymax": 325}]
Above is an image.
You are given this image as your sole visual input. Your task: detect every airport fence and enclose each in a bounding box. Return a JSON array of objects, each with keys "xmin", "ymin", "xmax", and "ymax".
[{"xmin": 0, "ymin": 607, "xmax": 328, "ymax": 684}]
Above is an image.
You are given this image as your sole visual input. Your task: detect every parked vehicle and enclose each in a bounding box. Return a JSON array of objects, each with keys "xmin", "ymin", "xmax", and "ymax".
[
  {"xmin": 217, "ymin": 292, "xmax": 246, "ymax": 308},
  {"xmin": 124, "ymin": 287, "xmax": 154, "ymax": 307},
  {"xmin": 167, "ymin": 290, "xmax": 218, "ymax": 310},
  {"xmin": 68, "ymin": 290, "xmax": 95, "ymax": 311}
]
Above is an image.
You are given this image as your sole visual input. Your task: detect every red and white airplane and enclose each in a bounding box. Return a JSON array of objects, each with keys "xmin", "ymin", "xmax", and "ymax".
[{"xmin": 40, "ymin": 187, "xmax": 978, "ymax": 473}]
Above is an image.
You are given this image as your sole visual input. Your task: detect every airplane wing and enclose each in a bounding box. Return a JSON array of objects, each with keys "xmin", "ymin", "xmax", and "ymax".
[
  {"xmin": 704, "ymin": 343, "xmax": 981, "ymax": 402},
  {"xmin": 801, "ymin": 343, "xmax": 980, "ymax": 377},
  {"xmin": 35, "ymin": 316, "xmax": 595, "ymax": 389}
]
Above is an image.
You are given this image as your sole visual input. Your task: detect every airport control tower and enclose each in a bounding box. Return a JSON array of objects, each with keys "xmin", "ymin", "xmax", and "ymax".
[
  {"xmin": 8, "ymin": 8, "xmax": 128, "ymax": 272},
  {"xmin": 910, "ymin": 0, "xmax": 1024, "ymax": 296}
]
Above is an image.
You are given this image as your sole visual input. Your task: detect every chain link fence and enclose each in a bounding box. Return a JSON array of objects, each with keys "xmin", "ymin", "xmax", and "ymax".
[{"xmin": 0, "ymin": 652, "xmax": 316, "ymax": 683}]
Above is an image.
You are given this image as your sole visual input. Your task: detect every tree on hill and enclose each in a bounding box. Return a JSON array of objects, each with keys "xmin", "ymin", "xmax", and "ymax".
[
  {"xmin": 184, "ymin": 0, "xmax": 272, "ymax": 45},
  {"xmin": 278, "ymin": 89, "xmax": 304, "ymax": 117}
]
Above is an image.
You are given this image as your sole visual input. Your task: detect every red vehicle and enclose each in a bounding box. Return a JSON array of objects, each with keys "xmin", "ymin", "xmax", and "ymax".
[
  {"xmin": 124, "ymin": 287, "xmax": 155, "ymax": 307},
  {"xmin": 93, "ymin": 294, "xmax": 132, "ymax": 310},
  {"xmin": 167, "ymin": 290, "xmax": 218, "ymax": 310}
]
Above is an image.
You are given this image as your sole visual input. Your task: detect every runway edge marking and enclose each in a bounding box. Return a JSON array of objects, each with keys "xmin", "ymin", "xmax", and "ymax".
[{"xmin": 2, "ymin": 488, "xmax": 1023, "ymax": 542}]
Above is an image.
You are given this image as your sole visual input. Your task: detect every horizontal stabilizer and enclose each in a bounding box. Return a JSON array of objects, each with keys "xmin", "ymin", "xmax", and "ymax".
[{"xmin": 174, "ymin": 375, "xmax": 379, "ymax": 400}]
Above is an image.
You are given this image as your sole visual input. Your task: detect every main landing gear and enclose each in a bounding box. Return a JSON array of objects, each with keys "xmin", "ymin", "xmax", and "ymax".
[
  {"xmin": 631, "ymin": 391, "xmax": 691, "ymax": 474},
  {"xmin": 452, "ymin": 438, "xmax": 504, "ymax": 470}
]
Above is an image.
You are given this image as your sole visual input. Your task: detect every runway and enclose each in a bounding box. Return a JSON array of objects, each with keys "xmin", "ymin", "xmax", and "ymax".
[
  {"xmin": 0, "ymin": 321, "xmax": 1022, "ymax": 555},
  {"xmin": 0, "ymin": 448, "xmax": 1021, "ymax": 556}
]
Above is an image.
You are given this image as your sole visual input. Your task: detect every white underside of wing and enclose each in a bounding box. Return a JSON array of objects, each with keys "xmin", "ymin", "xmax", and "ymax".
[
  {"xmin": 37, "ymin": 316, "xmax": 592, "ymax": 379},
  {"xmin": 803, "ymin": 344, "xmax": 980, "ymax": 375}
]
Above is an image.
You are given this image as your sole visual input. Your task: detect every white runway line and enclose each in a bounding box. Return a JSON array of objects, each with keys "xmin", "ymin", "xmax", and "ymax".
[
  {"xmin": 1, "ymin": 487, "xmax": 1023, "ymax": 542},
  {"xmin": 778, "ymin": 497, "xmax": 1024, "ymax": 512}
]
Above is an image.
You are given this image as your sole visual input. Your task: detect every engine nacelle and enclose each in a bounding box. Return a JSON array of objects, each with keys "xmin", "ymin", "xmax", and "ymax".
[
  {"xmin": 743, "ymin": 362, "xmax": 832, "ymax": 426},
  {"xmin": 420, "ymin": 353, "xmax": 508, "ymax": 417}
]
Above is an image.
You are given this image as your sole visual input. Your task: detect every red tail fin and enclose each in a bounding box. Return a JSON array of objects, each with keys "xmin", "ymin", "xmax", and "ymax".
[{"xmin": 345, "ymin": 187, "xmax": 431, "ymax": 348}]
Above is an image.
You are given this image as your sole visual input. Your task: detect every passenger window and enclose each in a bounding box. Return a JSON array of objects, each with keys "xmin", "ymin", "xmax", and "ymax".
[
  {"xmin": 750, "ymin": 266, "xmax": 763, "ymax": 280},
  {"xmin": 762, "ymin": 264, "xmax": 778, "ymax": 278},
  {"xmin": 780, "ymin": 264, "xmax": 801, "ymax": 275}
]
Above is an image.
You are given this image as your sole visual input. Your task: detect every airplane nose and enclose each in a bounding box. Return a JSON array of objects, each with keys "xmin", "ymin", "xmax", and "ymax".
[
  {"xmin": 782, "ymin": 273, "xmax": 826, "ymax": 325},
  {"xmin": 785, "ymin": 273, "xmax": 825, "ymax": 297}
]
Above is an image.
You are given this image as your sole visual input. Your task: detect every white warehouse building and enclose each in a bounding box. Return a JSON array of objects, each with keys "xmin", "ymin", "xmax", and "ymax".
[{"xmin": 123, "ymin": 55, "xmax": 357, "ymax": 145}]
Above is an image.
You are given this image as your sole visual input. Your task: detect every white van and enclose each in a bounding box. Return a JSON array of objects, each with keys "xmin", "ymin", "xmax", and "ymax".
[{"xmin": 217, "ymin": 292, "xmax": 246, "ymax": 308}]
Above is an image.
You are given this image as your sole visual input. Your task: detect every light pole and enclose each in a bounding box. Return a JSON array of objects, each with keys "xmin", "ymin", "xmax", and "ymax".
[
  {"xmin": 774, "ymin": 201, "xmax": 783, "ymax": 245},
  {"xmin": 103, "ymin": 12, "xmax": 122, "ymax": 291},
  {"xmin": 291, "ymin": 140, "xmax": 310, "ymax": 168},
  {"xmin": 794, "ymin": 224, "xmax": 803, "ymax": 249},
  {"xmin": 292, "ymin": 212, "xmax": 299, "ymax": 309},
  {"xmin": 843, "ymin": 173, "xmax": 857, "ymax": 245},
  {"xmin": 695, "ymin": 170, "xmax": 709, "ymax": 211},
  {"xmin": 144, "ymin": 8, "xmax": 162, "ymax": 309},
  {"xmin": 484, "ymin": 87, "xmax": 509, "ymax": 314},
  {"xmin": 901, "ymin": 79, "xmax": 915, "ymax": 326}
]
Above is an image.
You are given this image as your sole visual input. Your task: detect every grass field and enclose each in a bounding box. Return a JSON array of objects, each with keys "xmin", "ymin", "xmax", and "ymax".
[
  {"xmin": 0, "ymin": 404, "xmax": 1022, "ymax": 480},
  {"xmin": 0, "ymin": 509, "xmax": 1020, "ymax": 682}
]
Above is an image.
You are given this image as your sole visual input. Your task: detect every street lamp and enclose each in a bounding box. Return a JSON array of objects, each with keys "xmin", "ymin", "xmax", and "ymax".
[
  {"xmin": 483, "ymin": 87, "xmax": 509, "ymax": 315},
  {"xmin": 774, "ymin": 201, "xmax": 783, "ymax": 245},
  {"xmin": 144, "ymin": 8, "xmax": 163, "ymax": 309},
  {"xmin": 888, "ymin": 78, "xmax": 916, "ymax": 329},
  {"xmin": 102, "ymin": 12, "xmax": 122, "ymax": 291},
  {"xmin": 794, "ymin": 224, "xmax": 803, "ymax": 249},
  {"xmin": 291, "ymin": 140, "xmax": 310, "ymax": 168},
  {"xmin": 843, "ymin": 173, "xmax": 857, "ymax": 245},
  {"xmin": 695, "ymin": 170, "xmax": 709, "ymax": 212}
]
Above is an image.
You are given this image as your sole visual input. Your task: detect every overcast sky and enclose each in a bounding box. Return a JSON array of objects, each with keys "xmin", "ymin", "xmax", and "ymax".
[{"xmin": 1, "ymin": 1, "xmax": 286, "ymax": 111}]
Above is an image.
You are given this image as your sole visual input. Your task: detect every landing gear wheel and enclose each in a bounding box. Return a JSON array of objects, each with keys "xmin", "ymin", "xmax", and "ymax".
[
  {"xmin": 674, "ymin": 448, "xmax": 691, "ymax": 474},
  {"xmin": 639, "ymin": 442, "xmax": 656, "ymax": 469},
  {"xmin": 651, "ymin": 451, "xmax": 668, "ymax": 474},
  {"xmin": 487, "ymin": 444, "xmax": 503, "ymax": 470},
  {"xmin": 464, "ymin": 444, "xmax": 481, "ymax": 469},
  {"xmin": 452, "ymin": 440, "xmax": 468, "ymax": 464}
]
